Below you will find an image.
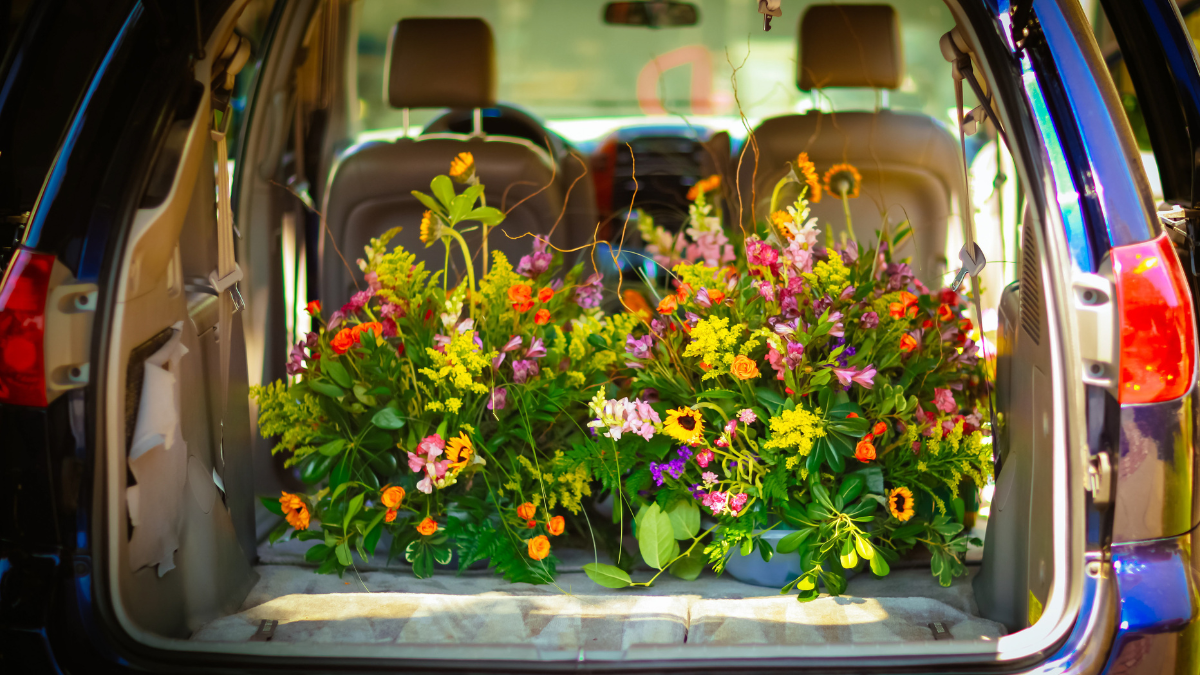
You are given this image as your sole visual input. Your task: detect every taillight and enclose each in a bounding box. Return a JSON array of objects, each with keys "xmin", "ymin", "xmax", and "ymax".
[
  {"xmin": 0, "ymin": 249, "xmax": 54, "ymax": 407},
  {"xmin": 1112, "ymin": 233, "xmax": 1196, "ymax": 404}
]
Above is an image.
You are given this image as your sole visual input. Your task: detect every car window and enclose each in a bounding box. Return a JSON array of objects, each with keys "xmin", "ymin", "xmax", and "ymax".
[{"xmin": 350, "ymin": 0, "xmax": 959, "ymax": 144}]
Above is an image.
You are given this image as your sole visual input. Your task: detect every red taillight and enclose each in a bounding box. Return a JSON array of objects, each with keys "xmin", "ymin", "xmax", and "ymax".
[
  {"xmin": 0, "ymin": 249, "xmax": 54, "ymax": 407},
  {"xmin": 1112, "ymin": 233, "xmax": 1196, "ymax": 404}
]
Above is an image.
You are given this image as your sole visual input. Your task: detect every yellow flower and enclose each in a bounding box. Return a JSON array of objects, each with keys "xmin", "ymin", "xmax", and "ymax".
[
  {"xmin": 824, "ymin": 162, "xmax": 862, "ymax": 200},
  {"xmin": 762, "ymin": 407, "xmax": 824, "ymax": 455},
  {"xmin": 446, "ymin": 432, "xmax": 473, "ymax": 471},
  {"xmin": 419, "ymin": 210, "xmax": 443, "ymax": 244},
  {"xmin": 796, "ymin": 152, "xmax": 822, "ymax": 203},
  {"xmin": 663, "ymin": 407, "xmax": 705, "ymax": 445},
  {"xmin": 888, "ymin": 487, "xmax": 915, "ymax": 522},
  {"xmin": 449, "ymin": 152, "xmax": 475, "ymax": 183}
]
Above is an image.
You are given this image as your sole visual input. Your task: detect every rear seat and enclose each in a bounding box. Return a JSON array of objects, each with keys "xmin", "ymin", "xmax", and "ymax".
[
  {"xmin": 321, "ymin": 17, "xmax": 583, "ymax": 307},
  {"xmin": 736, "ymin": 4, "xmax": 962, "ymax": 287}
]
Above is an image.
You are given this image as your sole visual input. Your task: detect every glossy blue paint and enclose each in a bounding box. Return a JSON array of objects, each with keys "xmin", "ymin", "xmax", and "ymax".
[{"xmin": 1032, "ymin": 0, "xmax": 1158, "ymax": 249}]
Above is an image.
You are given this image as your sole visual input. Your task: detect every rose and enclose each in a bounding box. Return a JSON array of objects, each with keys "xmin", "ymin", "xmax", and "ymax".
[
  {"xmin": 416, "ymin": 517, "xmax": 438, "ymax": 536},
  {"xmin": 729, "ymin": 354, "xmax": 760, "ymax": 380},
  {"xmin": 305, "ymin": 300, "xmax": 321, "ymax": 316},
  {"xmin": 330, "ymin": 327, "xmax": 359, "ymax": 354},
  {"xmin": 534, "ymin": 308, "xmax": 550, "ymax": 325},
  {"xmin": 537, "ymin": 287, "xmax": 554, "ymax": 303},
  {"xmin": 526, "ymin": 519, "xmax": 537, "ymax": 529},
  {"xmin": 657, "ymin": 295, "xmax": 678, "ymax": 314},
  {"xmin": 872, "ymin": 421, "xmax": 887, "ymax": 437},
  {"xmin": 548, "ymin": 515, "xmax": 565, "ymax": 536},
  {"xmin": 527, "ymin": 535, "xmax": 551, "ymax": 561},
  {"xmin": 384, "ymin": 508, "xmax": 397, "ymax": 523},
  {"xmin": 380, "ymin": 485, "xmax": 405, "ymax": 509},
  {"xmin": 517, "ymin": 502, "xmax": 536, "ymax": 520},
  {"xmin": 854, "ymin": 438, "xmax": 876, "ymax": 462}
]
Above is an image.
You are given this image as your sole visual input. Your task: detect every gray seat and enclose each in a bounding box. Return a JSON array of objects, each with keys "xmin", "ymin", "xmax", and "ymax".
[
  {"xmin": 321, "ymin": 18, "xmax": 587, "ymax": 307},
  {"xmin": 736, "ymin": 4, "xmax": 962, "ymax": 287}
]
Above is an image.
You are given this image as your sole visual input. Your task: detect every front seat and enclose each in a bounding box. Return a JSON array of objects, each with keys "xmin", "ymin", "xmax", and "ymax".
[
  {"xmin": 321, "ymin": 18, "xmax": 576, "ymax": 307},
  {"xmin": 736, "ymin": 4, "xmax": 962, "ymax": 287}
]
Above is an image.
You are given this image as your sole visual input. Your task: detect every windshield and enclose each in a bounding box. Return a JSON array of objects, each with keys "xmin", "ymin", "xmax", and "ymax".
[{"xmin": 350, "ymin": 0, "xmax": 959, "ymax": 144}]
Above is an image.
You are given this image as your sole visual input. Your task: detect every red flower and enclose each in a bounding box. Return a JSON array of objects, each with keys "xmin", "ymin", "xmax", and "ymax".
[
  {"xmin": 305, "ymin": 300, "xmax": 321, "ymax": 316},
  {"xmin": 534, "ymin": 308, "xmax": 551, "ymax": 325},
  {"xmin": 846, "ymin": 412, "xmax": 859, "ymax": 419},
  {"xmin": 537, "ymin": 287, "xmax": 554, "ymax": 303},
  {"xmin": 872, "ymin": 422, "xmax": 887, "ymax": 436},
  {"xmin": 940, "ymin": 288, "xmax": 960, "ymax": 305},
  {"xmin": 959, "ymin": 318, "xmax": 973, "ymax": 332},
  {"xmin": 330, "ymin": 327, "xmax": 359, "ymax": 354},
  {"xmin": 938, "ymin": 304, "xmax": 954, "ymax": 323},
  {"xmin": 900, "ymin": 333, "xmax": 919, "ymax": 352},
  {"xmin": 922, "ymin": 319, "xmax": 933, "ymax": 329},
  {"xmin": 855, "ymin": 439, "xmax": 876, "ymax": 462},
  {"xmin": 526, "ymin": 519, "xmax": 537, "ymax": 529},
  {"xmin": 658, "ymin": 295, "xmax": 678, "ymax": 314}
]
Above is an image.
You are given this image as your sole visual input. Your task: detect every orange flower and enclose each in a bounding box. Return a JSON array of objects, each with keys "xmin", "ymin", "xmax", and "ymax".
[
  {"xmin": 676, "ymin": 283, "xmax": 693, "ymax": 301},
  {"xmin": 730, "ymin": 355, "xmax": 760, "ymax": 380},
  {"xmin": 900, "ymin": 333, "xmax": 919, "ymax": 352},
  {"xmin": 708, "ymin": 289, "xmax": 726, "ymax": 304},
  {"xmin": 305, "ymin": 300, "xmax": 321, "ymax": 316},
  {"xmin": 657, "ymin": 295, "xmax": 678, "ymax": 314},
  {"xmin": 938, "ymin": 304, "xmax": 954, "ymax": 323},
  {"xmin": 623, "ymin": 289, "xmax": 653, "ymax": 321},
  {"xmin": 888, "ymin": 291, "xmax": 919, "ymax": 320},
  {"xmin": 508, "ymin": 283, "xmax": 534, "ymax": 312},
  {"xmin": 526, "ymin": 519, "xmax": 537, "ymax": 529},
  {"xmin": 872, "ymin": 421, "xmax": 887, "ymax": 437},
  {"xmin": 846, "ymin": 412, "xmax": 859, "ymax": 419},
  {"xmin": 380, "ymin": 485, "xmax": 405, "ymax": 509},
  {"xmin": 796, "ymin": 152, "xmax": 822, "ymax": 203},
  {"xmin": 279, "ymin": 491, "xmax": 303, "ymax": 513},
  {"xmin": 527, "ymin": 535, "xmax": 551, "ymax": 561},
  {"xmin": 352, "ymin": 321, "xmax": 383, "ymax": 344},
  {"xmin": 548, "ymin": 515, "xmax": 565, "ymax": 536},
  {"xmin": 416, "ymin": 517, "xmax": 438, "ymax": 536},
  {"xmin": 686, "ymin": 174, "xmax": 721, "ymax": 201},
  {"xmin": 449, "ymin": 151, "xmax": 475, "ymax": 183},
  {"xmin": 517, "ymin": 502, "xmax": 536, "ymax": 520},
  {"xmin": 384, "ymin": 508, "xmax": 397, "ymax": 523},
  {"xmin": 537, "ymin": 287, "xmax": 554, "ymax": 303},
  {"xmin": 824, "ymin": 162, "xmax": 862, "ymax": 200},
  {"xmin": 330, "ymin": 327, "xmax": 359, "ymax": 354},
  {"xmin": 534, "ymin": 308, "xmax": 551, "ymax": 325},
  {"xmin": 855, "ymin": 439, "xmax": 876, "ymax": 462},
  {"xmin": 285, "ymin": 504, "xmax": 310, "ymax": 530}
]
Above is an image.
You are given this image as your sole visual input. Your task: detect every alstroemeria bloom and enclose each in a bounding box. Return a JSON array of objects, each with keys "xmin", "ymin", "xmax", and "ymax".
[
  {"xmin": 852, "ymin": 366, "xmax": 877, "ymax": 389},
  {"xmin": 501, "ymin": 335, "xmax": 523, "ymax": 352},
  {"xmin": 512, "ymin": 359, "xmax": 540, "ymax": 383},
  {"xmin": 525, "ymin": 336, "xmax": 547, "ymax": 359},
  {"xmin": 488, "ymin": 387, "xmax": 508, "ymax": 411},
  {"xmin": 626, "ymin": 334, "xmax": 653, "ymax": 359},
  {"xmin": 934, "ymin": 387, "xmax": 957, "ymax": 413}
]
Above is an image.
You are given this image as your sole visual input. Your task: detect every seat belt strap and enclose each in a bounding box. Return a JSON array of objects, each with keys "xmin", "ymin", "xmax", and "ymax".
[{"xmin": 210, "ymin": 102, "xmax": 243, "ymax": 470}]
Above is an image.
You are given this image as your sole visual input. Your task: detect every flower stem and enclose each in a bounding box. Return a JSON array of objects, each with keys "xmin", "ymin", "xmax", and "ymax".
[{"xmin": 840, "ymin": 187, "xmax": 857, "ymax": 243}]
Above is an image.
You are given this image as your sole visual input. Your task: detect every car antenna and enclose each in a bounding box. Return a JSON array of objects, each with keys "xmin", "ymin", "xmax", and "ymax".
[{"xmin": 758, "ymin": 0, "xmax": 781, "ymax": 31}]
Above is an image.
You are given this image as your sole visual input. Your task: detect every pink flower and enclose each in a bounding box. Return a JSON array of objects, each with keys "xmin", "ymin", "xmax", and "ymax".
[
  {"xmin": 365, "ymin": 271, "xmax": 382, "ymax": 293},
  {"xmin": 501, "ymin": 335, "xmax": 523, "ymax": 352},
  {"xmin": 525, "ymin": 336, "xmax": 546, "ymax": 359},
  {"xmin": 833, "ymin": 367, "xmax": 857, "ymax": 387},
  {"xmin": 737, "ymin": 409, "xmax": 757, "ymax": 424},
  {"xmin": 934, "ymin": 388, "xmax": 957, "ymax": 414},
  {"xmin": 695, "ymin": 449, "xmax": 714, "ymax": 468},
  {"xmin": 701, "ymin": 471, "xmax": 718, "ymax": 486},
  {"xmin": 714, "ymin": 436, "xmax": 729, "ymax": 448},
  {"xmin": 852, "ymin": 366, "xmax": 876, "ymax": 389},
  {"xmin": 724, "ymin": 419, "xmax": 738, "ymax": 435},
  {"xmin": 702, "ymin": 491, "xmax": 729, "ymax": 516},
  {"xmin": 729, "ymin": 493, "xmax": 749, "ymax": 514}
]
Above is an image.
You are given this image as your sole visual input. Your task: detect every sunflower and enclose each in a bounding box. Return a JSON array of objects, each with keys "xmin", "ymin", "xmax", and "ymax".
[
  {"xmin": 446, "ymin": 432, "xmax": 473, "ymax": 471},
  {"xmin": 824, "ymin": 163, "xmax": 862, "ymax": 200},
  {"xmin": 888, "ymin": 486, "xmax": 915, "ymax": 522},
  {"xmin": 663, "ymin": 407, "xmax": 705, "ymax": 445},
  {"xmin": 419, "ymin": 210, "xmax": 443, "ymax": 245},
  {"xmin": 795, "ymin": 152, "xmax": 822, "ymax": 203}
]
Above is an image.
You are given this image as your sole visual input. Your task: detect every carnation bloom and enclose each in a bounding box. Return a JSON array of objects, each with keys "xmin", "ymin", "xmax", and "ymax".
[
  {"xmin": 528, "ymin": 535, "xmax": 551, "ymax": 561},
  {"xmin": 548, "ymin": 515, "xmax": 565, "ymax": 536},
  {"xmin": 888, "ymin": 487, "xmax": 915, "ymax": 522},
  {"xmin": 384, "ymin": 508, "xmax": 397, "ymax": 523},
  {"xmin": 416, "ymin": 517, "xmax": 438, "ymax": 535},
  {"xmin": 695, "ymin": 448, "xmax": 714, "ymax": 468},
  {"xmin": 508, "ymin": 283, "xmax": 534, "ymax": 312},
  {"xmin": 657, "ymin": 295, "xmax": 678, "ymax": 314},
  {"xmin": 538, "ymin": 287, "xmax": 554, "ymax": 303},
  {"xmin": 737, "ymin": 409, "xmax": 757, "ymax": 424},
  {"xmin": 330, "ymin": 327, "xmax": 359, "ymax": 354}
]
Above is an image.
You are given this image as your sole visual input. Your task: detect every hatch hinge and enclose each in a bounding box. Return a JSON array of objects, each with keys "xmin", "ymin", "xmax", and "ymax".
[{"xmin": 1071, "ymin": 271, "xmax": 1118, "ymax": 393}]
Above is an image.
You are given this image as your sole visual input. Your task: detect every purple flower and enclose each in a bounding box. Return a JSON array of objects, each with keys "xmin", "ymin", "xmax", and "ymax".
[
  {"xmin": 304, "ymin": 332, "xmax": 319, "ymax": 349},
  {"xmin": 650, "ymin": 462, "xmax": 666, "ymax": 487},
  {"xmin": 501, "ymin": 335, "xmax": 523, "ymax": 352},
  {"xmin": 833, "ymin": 367, "xmax": 857, "ymax": 388},
  {"xmin": 512, "ymin": 359, "xmax": 540, "ymax": 384},
  {"xmin": 286, "ymin": 341, "xmax": 307, "ymax": 376},
  {"xmin": 737, "ymin": 409, "xmax": 757, "ymax": 424},
  {"xmin": 327, "ymin": 309, "xmax": 345, "ymax": 331},
  {"xmin": 525, "ymin": 336, "xmax": 547, "ymax": 359},
  {"xmin": 574, "ymin": 272, "xmax": 603, "ymax": 308},
  {"xmin": 695, "ymin": 287, "xmax": 717, "ymax": 308},
  {"xmin": 488, "ymin": 387, "xmax": 508, "ymax": 411},
  {"xmin": 517, "ymin": 236, "xmax": 553, "ymax": 277},
  {"xmin": 641, "ymin": 388, "xmax": 660, "ymax": 403},
  {"xmin": 677, "ymin": 446, "xmax": 694, "ymax": 459},
  {"xmin": 860, "ymin": 311, "xmax": 879, "ymax": 329},
  {"xmin": 626, "ymin": 334, "xmax": 653, "ymax": 359},
  {"xmin": 813, "ymin": 296, "xmax": 833, "ymax": 316}
]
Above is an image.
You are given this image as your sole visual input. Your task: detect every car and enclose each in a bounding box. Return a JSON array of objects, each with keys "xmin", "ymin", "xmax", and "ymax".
[{"xmin": 1, "ymin": 0, "xmax": 1198, "ymax": 672}]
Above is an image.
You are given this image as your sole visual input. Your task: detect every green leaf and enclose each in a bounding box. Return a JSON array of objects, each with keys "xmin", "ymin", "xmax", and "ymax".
[
  {"xmin": 363, "ymin": 518, "xmax": 384, "ymax": 559},
  {"xmin": 839, "ymin": 549, "xmax": 858, "ymax": 569},
  {"xmin": 740, "ymin": 537, "xmax": 753, "ymax": 557},
  {"xmin": 411, "ymin": 189, "xmax": 443, "ymax": 214},
  {"xmin": 810, "ymin": 482, "xmax": 835, "ymax": 512},
  {"xmin": 431, "ymin": 174, "xmax": 455, "ymax": 208},
  {"xmin": 797, "ymin": 575, "xmax": 816, "ymax": 591},
  {"xmin": 318, "ymin": 438, "xmax": 346, "ymax": 456},
  {"xmin": 636, "ymin": 503, "xmax": 677, "ymax": 569},
  {"xmin": 335, "ymin": 542, "xmax": 352, "ymax": 566},
  {"xmin": 464, "ymin": 206, "xmax": 505, "ymax": 226},
  {"xmin": 260, "ymin": 495, "xmax": 285, "ymax": 516},
  {"xmin": 325, "ymin": 361, "xmax": 352, "ymax": 388},
  {"xmin": 932, "ymin": 521, "xmax": 964, "ymax": 537},
  {"xmin": 869, "ymin": 551, "xmax": 891, "ymax": 576},
  {"xmin": 344, "ymin": 492, "xmax": 365, "ymax": 529},
  {"xmin": 666, "ymin": 499, "xmax": 700, "ymax": 540},
  {"xmin": 669, "ymin": 550, "xmax": 707, "ymax": 581},
  {"xmin": 697, "ymin": 389, "xmax": 737, "ymax": 400},
  {"xmin": 404, "ymin": 540, "xmax": 422, "ymax": 563},
  {"xmin": 837, "ymin": 474, "xmax": 866, "ymax": 505},
  {"xmin": 776, "ymin": 529, "xmax": 811, "ymax": 554},
  {"xmin": 759, "ymin": 538, "xmax": 775, "ymax": 563},
  {"xmin": 854, "ymin": 535, "xmax": 875, "ymax": 560},
  {"xmin": 300, "ymin": 454, "xmax": 336, "ymax": 484},
  {"xmin": 823, "ymin": 568, "xmax": 848, "ymax": 595},
  {"xmin": 755, "ymin": 387, "xmax": 786, "ymax": 413},
  {"xmin": 584, "ymin": 563, "xmax": 633, "ymax": 588},
  {"xmin": 371, "ymin": 407, "xmax": 405, "ymax": 430},
  {"xmin": 827, "ymin": 416, "xmax": 869, "ymax": 436},
  {"xmin": 852, "ymin": 466, "xmax": 885, "ymax": 494},
  {"xmin": 330, "ymin": 458, "xmax": 351, "ymax": 490},
  {"xmin": 449, "ymin": 193, "xmax": 475, "ymax": 222},
  {"xmin": 309, "ymin": 380, "xmax": 345, "ymax": 398},
  {"xmin": 432, "ymin": 545, "xmax": 453, "ymax": 566},
  {"xmin": 586, "ymin": 334, "xmax": 608, "ymax": 349},
  {"xmin": 305, "ymin": 543, "xmax": 331, "ymax": 563}
]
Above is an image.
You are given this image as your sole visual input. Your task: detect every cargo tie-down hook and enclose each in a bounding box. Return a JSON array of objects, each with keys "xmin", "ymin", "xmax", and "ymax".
[{"xmin": 758, "ymin": 0, "xmax": 781, "ymax": 31}]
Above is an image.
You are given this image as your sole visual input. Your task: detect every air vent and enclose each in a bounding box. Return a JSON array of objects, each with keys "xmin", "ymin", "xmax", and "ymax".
[{"xmin": 1019, "ymin": 223, "xmax": 1041, "ymax": 344}]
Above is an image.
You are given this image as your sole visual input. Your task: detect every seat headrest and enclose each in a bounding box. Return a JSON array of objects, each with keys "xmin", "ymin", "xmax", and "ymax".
[
  {"xmin": 387, "ymin": 18, "xmax": 496, "ymax": 109},
  {"xmin": 798, "ymin": 5, "xmax": 902, "ymax": 90}
]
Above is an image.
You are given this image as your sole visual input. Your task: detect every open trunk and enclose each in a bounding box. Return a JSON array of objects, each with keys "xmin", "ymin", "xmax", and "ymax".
[{"xmin": 89, "ymin": 0, "xmax": 1101, "ymax": 670}]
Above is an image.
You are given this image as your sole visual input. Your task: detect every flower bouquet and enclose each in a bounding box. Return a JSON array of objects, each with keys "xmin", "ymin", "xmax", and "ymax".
[
  {"xmin": 252, "ymin": 153, "xmax": 631, "ymax": 583},
  {"xmin": 582, "ymin": 156, "xmax": 993, "ymax": 598}
]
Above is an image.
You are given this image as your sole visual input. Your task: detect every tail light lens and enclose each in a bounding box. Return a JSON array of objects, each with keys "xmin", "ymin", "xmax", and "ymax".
[
  {"xmin": 1112, "ymin": 233, "xmax": 1196, "ymax": 404},
  {"xmin": 0, "ymin": 249, "xmax": 54, "ymax": 407}
]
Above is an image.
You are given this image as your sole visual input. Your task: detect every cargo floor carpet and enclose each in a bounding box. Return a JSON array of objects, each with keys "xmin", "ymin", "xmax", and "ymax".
[{"xmin": 190, "ymin": 541, "xmax": 1004, "ymax": 648}]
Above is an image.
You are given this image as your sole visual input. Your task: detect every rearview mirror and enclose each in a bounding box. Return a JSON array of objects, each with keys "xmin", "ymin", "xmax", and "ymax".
[{"xmin": 604, "ymin": 2, "xmax": 700, "ymax": 28}]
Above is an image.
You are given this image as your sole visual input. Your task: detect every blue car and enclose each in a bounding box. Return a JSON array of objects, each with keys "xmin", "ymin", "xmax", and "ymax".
[{"xmin": 1, "ymin": 0, "xmax": 1198, "ymax": 672}]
